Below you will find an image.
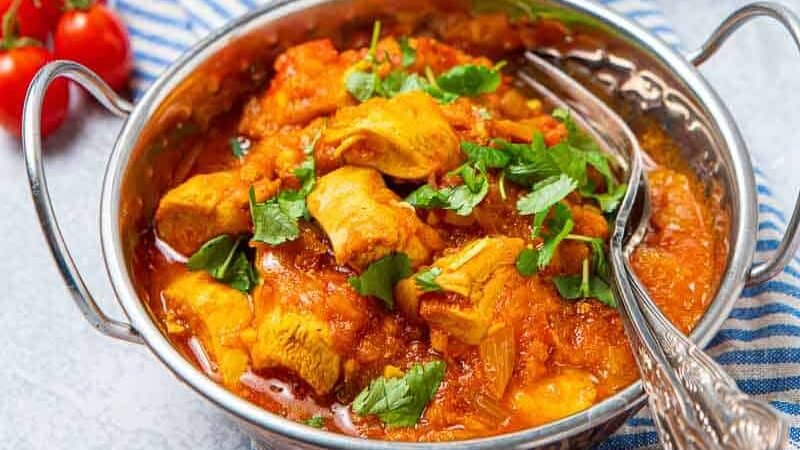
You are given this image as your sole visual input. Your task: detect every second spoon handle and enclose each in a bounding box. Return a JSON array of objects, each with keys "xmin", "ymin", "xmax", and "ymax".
[{"xmin": 624, "ymin": 261, "xmax": 787, "ymax": 450}]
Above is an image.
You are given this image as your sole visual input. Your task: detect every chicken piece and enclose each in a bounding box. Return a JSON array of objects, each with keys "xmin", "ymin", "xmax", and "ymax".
[
  {"xmin": 322, "ymin": 92, "xmax": 461, "ymax": 180},
  {"xmin": 163, "ymin": 272, "xmax": 253, "ymax": 388},
  {"xmin": 155, "ymin": 170, "xmax": 280, "ymax": 255},
  {"xmin": 247, "ymin": 311, "xmax": 341, "ymax": 395},
  {"xmin": 238, "ymin": 39, "xmax": 359, "ymax": 137},
  {"xmin": 510, "ymin": 369, "xmax": 598, "ymax": 426},
  {"xmin": 307, "ymin": 166, "xmax": 444, "ymax": 270},
  {"xmin": 395, "ymin": 236, "xmax": 525, "ymax": 344},
  {"xmin": 243, "ymin": 240, "xmax": 374, "ymax": 395}
]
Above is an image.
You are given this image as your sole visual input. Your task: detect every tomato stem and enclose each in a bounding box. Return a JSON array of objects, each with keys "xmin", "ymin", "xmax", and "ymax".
[
  {"xmin": 64, "ymin": 0, "xmax": 92, "ymax": 11},
  {"xmin": 1, "ymin": 0, "xmax": 42, "ymax": 50}
]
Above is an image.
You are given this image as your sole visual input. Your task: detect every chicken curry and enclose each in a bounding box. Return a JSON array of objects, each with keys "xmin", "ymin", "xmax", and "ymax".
[{"xmin": 137, "ymin": 16, "xmax": 727, "ymax": 442}]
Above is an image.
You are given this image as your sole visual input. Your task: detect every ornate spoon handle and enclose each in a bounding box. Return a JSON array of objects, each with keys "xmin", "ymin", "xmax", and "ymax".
[
  {"xmin": 611, "ymin": 249, "xmax": 716, "ymax": 450},
  {"xmin": 624, "ymin": 261, "xmax": 788, "ymax": 450}
]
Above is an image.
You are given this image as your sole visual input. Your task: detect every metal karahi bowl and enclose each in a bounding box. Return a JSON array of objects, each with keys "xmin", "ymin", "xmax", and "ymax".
[{"xmin": 22, "ymin": 1, "xmax": 800, "ymax": 449}]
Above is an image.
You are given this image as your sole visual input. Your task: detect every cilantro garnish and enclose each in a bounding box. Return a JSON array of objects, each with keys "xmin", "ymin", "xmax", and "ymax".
[
  {"xmin": 303, "ymin": 415, "xmax": 325, "ymax": 428},
  {"xmin": 345, "ymin": 71, "xmax": 381, "ymax": 102},
  {"xmin": 249, "ymin": 129, "xmax": 320, "ymax": 245},
  {"xmin": 344, "ymin": 22, "xmax": 504, "ymax": 104},
  {"xmin": 535, "ymin": 202, "xmax": 574, "ymax": 268},
  {"xmin": 187, "ymin": 235, "xmax": 258, "ymax": 292},
  {"xmin": 415, "ymin": 267, "xmax": 443, "ymax": 292},
  {"xmin": 553, "ymin": 259, "xmax": 616, "ymax": 307},
  {"xmin": 352, "ymin": 361, "xmax": 446, "ymax": 428},
  {"xmin": 229, "ymin": 137, "xmax": 247, "ymax": 158},
  {"xmin": 516, "ymin": 174, "xmax": 577, "ymax": 216},
  {"xmin": 348, "ymin": 253, "xmax": 412, "ymax": 309},
  {"xmin": 515, "ymin": 248, "xmax": 539, "ymax": 276},
  {"xmin": 399, "ymin": 36, "xmax": 416, "ymax": 68},
  {"xmin": 435, "ymin": 62, "xmax": 505, "ymax": 97},
  {"xmin": 405, "ymin": 152, "xmax": 490, "ymax": 216}
]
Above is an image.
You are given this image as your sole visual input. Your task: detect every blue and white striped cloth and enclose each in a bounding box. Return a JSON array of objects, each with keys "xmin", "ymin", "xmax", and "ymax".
[{"xmin": 107, "ymin": 0, "xmax": 800, "ymax": 448}]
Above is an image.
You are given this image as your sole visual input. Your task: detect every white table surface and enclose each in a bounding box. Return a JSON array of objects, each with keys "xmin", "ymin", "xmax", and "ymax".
[{"xmin": 1, "ymin": 1, "xmax": 799, "ymax": 448}]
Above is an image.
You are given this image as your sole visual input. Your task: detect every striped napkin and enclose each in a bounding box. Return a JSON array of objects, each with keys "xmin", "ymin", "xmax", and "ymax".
[{"xmin": 107, "ymin": 0, "xmax": 800, "ymax": 447}]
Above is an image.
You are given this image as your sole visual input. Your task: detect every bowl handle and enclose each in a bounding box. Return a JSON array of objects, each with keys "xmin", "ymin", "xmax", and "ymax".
[
  {"xmin": 688, "ymin": 2, "xmax": 800, "ymax": 286},
  {"xmin": 22, "ymin": 61, "xmax": 143, "ymax": 344}
]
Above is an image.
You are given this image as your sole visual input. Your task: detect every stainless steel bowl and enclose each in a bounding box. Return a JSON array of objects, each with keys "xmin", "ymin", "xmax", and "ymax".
[{"xmin": 21, "ymin": 1, "xmax": 800, "ymax": 449}]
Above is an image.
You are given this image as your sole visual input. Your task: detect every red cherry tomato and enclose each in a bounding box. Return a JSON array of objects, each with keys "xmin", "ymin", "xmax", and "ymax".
[
  {"xmin": 37, "ymin": 0, "xmax": 63, "ymax": 28},
  {"xmin": 0, "ymin": 45, "xmax": 70, "ymax": 137},
  {"xmin": 0, "ymin": 0, "xmax": 49, "ymax": 42},
  {"xmin": 54, "ymin": 3, "xmax": 131, "ymax": 91}
]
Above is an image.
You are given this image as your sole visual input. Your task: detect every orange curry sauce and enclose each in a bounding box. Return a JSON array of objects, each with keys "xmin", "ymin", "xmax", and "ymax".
[{"xmin": 135, "ymin": 17, "xmax": 727, "ymax": 442}]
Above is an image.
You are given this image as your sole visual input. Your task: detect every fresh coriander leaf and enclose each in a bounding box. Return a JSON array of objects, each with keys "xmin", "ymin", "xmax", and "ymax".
[
  {"xmin": 303, "ymin": 415, "xmax": 325, "ymax": 428},
  {"xmin": 230, "ymin": 137, "xmax": 247, "ymax": 158},
  {"xmin": 553, "ymin": 275, "xmax": 582, "ymax": 298},
  {"xmin": 405, "ymin": 184, "xmax": 450, "ymax": 209},
  {"xmin": 348, "ymin": 253, "xmax": 412, "ymax": 309},
  {"xmin": 415, "ymin": 267, "xmax": 442, "ymax": 292},
  {"xmin": 346, "ymin": 70, "xmax": 381, "ymax": 102},
  {"xmin": 436, "ymin": 64, "xmax": 502, "ymax": 97},
  {"xmin": 250, "ymin": 188, "xmax": 301, "ymax": 246},
  {"xmin": 515, "ymin": 248, "xmax": 539, "ymax": 276},
  {"xmin": 516, "ymin": 174, "xmax": 577, "ymax": 215},
  {"xmin": 461, "ymin": 142, "xmax": 511, "ymax": 169},
  {"xmin": 407, "ymin": 166, "xmax": 489, "ymax": 216},
  {"xmin": 531, "ymin": 208, "xmax": 548, "ymax": 238},
  {"xmin": 276, "ymin": 189, "xmax": 308, "ymax": 221},
  {"xmin": 186, "ymin": 235, "xmax": 239, "ymax": 277},
  {"xmin": 537, "ymin": 202, "xmax": 574, "ymax": 268},
  {"xmin": 446, "ymin": 165, "xmax": 489, "ymax": 215},
  {"xmin": 553, "ymin": 274, "xmax": 616, "ymax": 307},
  {"xmin": 399, "ymin": 36, "xmax": 416, "ymax": 68},
  {"xmin": 226, "ymin": 250, "xmax": 258, "ymax": 292},
  {"xmin": 423, "ymin": 83, "xmax": 459, "ymax": 104},
  {"xmin": 381, "ymin": 71, "xmax": 428, "ymax": 98},
  {"xmin": 583, "ymin": 181, "xmax": 626, "ymax": 213},
  {"xmin": 547, "ymin": 142, "xmax": 589, "ymax": 187},
  {"xmin": 187, "ymin": 235, "xmax": 257, "ymax": 292},
  {"xmin": 352, "ymin": 361, "xmax": 446, "ymax": 428}
]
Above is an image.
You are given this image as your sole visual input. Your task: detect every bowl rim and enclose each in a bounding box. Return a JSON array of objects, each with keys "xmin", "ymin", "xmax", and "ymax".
[{"xmin": 99, "ymin": 0, "xmax": 758, "ymax": 448}]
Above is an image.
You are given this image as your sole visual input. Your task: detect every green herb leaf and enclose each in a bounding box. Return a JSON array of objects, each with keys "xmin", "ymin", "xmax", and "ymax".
[
  {"xmin": 352, "ymin": 361, "xmax": 446, "ymax": 428},
  {"xmin": 303, "ymin": 415, "xmax": 325, "ymax": 428},
  {"xmin": 230, "ymin": 137, "xmax": 247, "ymax": 158},
  {"xmin": 381, "ymin": 71, "xmax": 428, "ymax": 98},
  {"xmin": 537, "ymin": 202, "xmax": 574, "ymax": 268},
  {"xmin": 515, "ymin": 248, "xmax": 539, "ymax": 276},
  {"xmin": 250, "ymin": 188, "xmax": 301, "ymax": 246},
  {"xmin": 406, "ymin": 165, "xmax": 489, "ymax": 216},
  {"xmin": 415, "ymin": 267, "xmax": 443, "ymax": 292},
  {"xmin": 423, "ymin": 83, "xmax": 459, "ymax": 104},
  {"xmin": 225, "ymin": 251, "xmax": 259, "ymax": 292},
  {"xmin": 399, "ymin": 36, "xmax": 416, "ymax": 68},
  {"xmin": 553, "ymin": 274, "xmax": 616, "ymax": 307},
  {"xmin": 516, "ymin": 174, "xmax": 577, "ymax": 215},
  {"xmin": 348, "ymin": 253, "xmax": 412, "ymax": 309},
  {"xmin": 461, "ymin": 142, "xmax": 511, "ymax": 170},
  {"xmin": 346, "ymin": 70, "xmax": 381, "ymax": 102},
  {"xmin": 445, "ymin": 165, "xmax": 490, "ymax": 215},
  {"xmin": 405, "ymin": 184, "xmax": 450, "ymax": 209},
  {"xmin": 436, "ymin": 64, "xmax": 503, "ymax": 97},
  {"xmin": 187, "ymin": 235, "xmax": 257, "ymax": 292}
]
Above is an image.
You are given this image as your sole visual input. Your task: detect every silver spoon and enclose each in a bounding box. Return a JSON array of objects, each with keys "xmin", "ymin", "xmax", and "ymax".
[{"xmin": 518, "ymin": 51, "xmax": 786, "ymax": 450}]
